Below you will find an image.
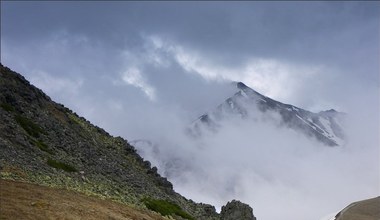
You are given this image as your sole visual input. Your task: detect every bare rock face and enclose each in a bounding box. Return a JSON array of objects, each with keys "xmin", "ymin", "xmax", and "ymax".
[{"xmin": 220, "ymin": 200, "xmax": 256, "ymax": 220}]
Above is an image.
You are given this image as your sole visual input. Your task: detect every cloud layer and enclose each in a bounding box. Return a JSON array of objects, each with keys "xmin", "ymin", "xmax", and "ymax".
[{"xmin": 132, "ymin": 83, "xmax": 379, "ymax": 220}]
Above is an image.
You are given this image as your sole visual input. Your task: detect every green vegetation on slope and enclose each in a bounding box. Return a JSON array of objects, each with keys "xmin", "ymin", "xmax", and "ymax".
[
  {"xmin": 15, "ymin": 114, "xmax": 45, "ymax": 138},
  {"xmin": 0, "ymin": 103, "xmax": 15, "ymax": 112},
  {"xmin": 31, "ymin": 140, "xmax": 54, "ymax": 155},
  {"xmin": 143, "ymin": 198, "xmax": 195, "ymax": 220},
  {"xmin": 47, "ymin": 159, "xmax": 77, "ymax": 172}
]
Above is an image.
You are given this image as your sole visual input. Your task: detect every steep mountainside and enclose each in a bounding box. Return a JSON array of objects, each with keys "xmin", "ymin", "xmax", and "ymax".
[
  {"xmin": 190, "ymin": 82, "xmax": 345, "ymax": 146},
  {"xmin": 0, "ymin": 64, "xmax": 255, "ymax": 219}
]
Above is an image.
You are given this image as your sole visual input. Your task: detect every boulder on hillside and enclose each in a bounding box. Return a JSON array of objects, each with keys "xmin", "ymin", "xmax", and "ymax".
[{"xmin": 220, "ymin": 200, "xmax": 256, "ymax": 220}]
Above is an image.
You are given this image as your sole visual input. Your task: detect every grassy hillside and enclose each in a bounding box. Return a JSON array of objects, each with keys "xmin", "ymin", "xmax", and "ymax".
[
  {"xmin": 335, "ymin": 197, "xmax": 380, "ymax": 220},
  {"xmin": 0, "ymin": 179, "xmax": 167, "ymax": 220}
]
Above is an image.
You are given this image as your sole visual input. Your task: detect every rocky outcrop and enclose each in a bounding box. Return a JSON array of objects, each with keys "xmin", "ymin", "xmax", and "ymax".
[{"xmin": 220, "ymin": 200, "xmax": 256, "ymax": 220}]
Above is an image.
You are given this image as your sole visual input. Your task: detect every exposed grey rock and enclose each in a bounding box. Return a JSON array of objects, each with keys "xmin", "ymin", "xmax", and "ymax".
[{"xmin": 220, "ymin": 200, "xmax": 256, "ymax": 220}]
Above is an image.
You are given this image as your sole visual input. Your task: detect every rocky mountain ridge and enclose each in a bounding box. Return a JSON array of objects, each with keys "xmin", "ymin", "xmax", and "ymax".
[
  {"xmin": 0, "ymin": 64, "xmax": 254, "ymax": 220},
  {"xmin": 190, "ymin": 82, "xmax": 345, "ymax": 146}
]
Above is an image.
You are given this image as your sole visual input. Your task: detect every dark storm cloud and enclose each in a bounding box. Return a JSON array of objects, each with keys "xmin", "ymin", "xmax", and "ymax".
[
  {"xmin": 3, "ymin": 2, "xmax": 379, "ymax": 68},
  {"xmin": 2, "ymin": 1, "xmax": 379, "ymax": 110},
  {"xmin": 2, "ymin": 0, "xmax": 379, "ymax": 138}
]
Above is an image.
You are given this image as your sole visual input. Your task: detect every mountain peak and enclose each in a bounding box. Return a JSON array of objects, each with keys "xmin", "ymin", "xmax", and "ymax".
[
  {"xmin": 235, "ymin": 81, "xmax": 263, "ymax": 95},
  {"xmin": 236, "ymin": 82, "xmax": 249, "ymax": 90},
  {"xmin": 322, "ymin": 109, "xmax": 337, "ymax": 113},
  {"xmin": 191, "ymin": 81, "xmax": 345, "ymax": 147}
]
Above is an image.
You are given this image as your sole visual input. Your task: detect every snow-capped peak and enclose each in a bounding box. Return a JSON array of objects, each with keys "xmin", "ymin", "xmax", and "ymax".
[{"xmin": 190, "ymin": 82, "xmax": 345, "ymax": 147}]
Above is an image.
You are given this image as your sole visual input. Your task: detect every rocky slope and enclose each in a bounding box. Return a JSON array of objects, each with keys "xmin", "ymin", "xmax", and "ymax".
[
  {"xmin": 221, "ymin": 200, "xmax": 256, "ymax": 220},
  {"xmin": 0, "ymin": 64, "xmax": 254, "ymax": 220},
  {"xmin": 190, "ymin": 82, "xmax": 345, "ymax": 146}
]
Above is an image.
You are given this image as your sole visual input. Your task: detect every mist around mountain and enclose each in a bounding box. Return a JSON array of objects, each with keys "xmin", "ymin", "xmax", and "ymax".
[{"xmin": 131, "ymin": 78, "xmax": 379, "ymax": 220}]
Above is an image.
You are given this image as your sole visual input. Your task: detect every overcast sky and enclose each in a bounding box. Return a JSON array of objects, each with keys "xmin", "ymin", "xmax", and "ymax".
[
  {"xmin": 1, "ymin": 2, "xmax": 379, "ymax": 220},
  {"xmin": 2, "ymin": 2, "xmax": 379, "ymax": 116}
]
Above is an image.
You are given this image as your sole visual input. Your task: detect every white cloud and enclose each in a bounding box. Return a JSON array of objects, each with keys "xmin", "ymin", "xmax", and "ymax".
[
  {"xmin": 29, "ymin": 70, "xmax": 83, "ymax": 96},
  {"xmin": 121, "ymin": 67, "xmax": 156, "ymax": 101},
  {"xmin": 143, "ymin": 36, "xmax": 325, "ymax": 109},
  {"xmin": 136, "ymin": 99, "xmax": 379, "ymax": 220}
]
